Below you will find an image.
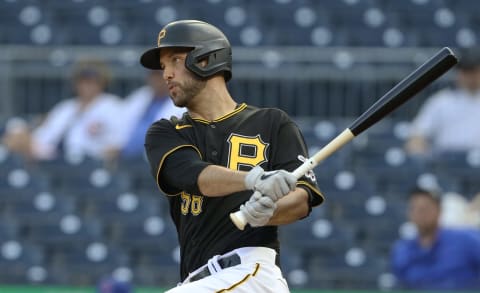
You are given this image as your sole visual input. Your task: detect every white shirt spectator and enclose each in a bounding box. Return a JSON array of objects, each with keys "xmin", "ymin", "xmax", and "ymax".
[
  {"xmin": 410, "ymin": 88, "xmax": 480, "ymax": 152},
  {"xmin": 32, "ymin": 93, "xmax": 122, "ymax": 160}
]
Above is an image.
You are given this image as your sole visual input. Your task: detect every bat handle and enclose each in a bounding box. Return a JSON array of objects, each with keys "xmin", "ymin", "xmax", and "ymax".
[
  {"xmin": 230, "ymin": 191, "xmax": 262, "ymax": 230},
  {"xmin": 229, "ymin": 162, "xmax": 307, "ymax": 230}
]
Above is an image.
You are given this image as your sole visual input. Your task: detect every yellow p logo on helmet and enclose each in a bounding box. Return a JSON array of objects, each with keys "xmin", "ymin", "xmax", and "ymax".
[{"xmin": 157, "ymin": 29, "xmax": 166, "ymax": 47}]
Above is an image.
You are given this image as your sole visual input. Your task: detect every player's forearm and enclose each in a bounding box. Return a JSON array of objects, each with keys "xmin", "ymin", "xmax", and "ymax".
[
  {"xmin": 197, "ymin": 165, "xmax": 247, "ymax": 197},
  {"xmin": 267, "ymin": 188, "xmax": 309, "ymax": 225}
]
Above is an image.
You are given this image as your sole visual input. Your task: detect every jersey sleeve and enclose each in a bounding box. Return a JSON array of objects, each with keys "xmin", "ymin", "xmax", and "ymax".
[
  {"xmin": 144, "ymin": 119, "xmax": 202, "ymax": 195},
  {"xmin": 271, "ymin": 114, "xmax": 324, "ymax": 207}
]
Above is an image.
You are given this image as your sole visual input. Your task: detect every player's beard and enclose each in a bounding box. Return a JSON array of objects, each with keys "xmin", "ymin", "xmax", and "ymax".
[{"xmin": 169, "ymin": 74, "xmax": 207, "ymax": 108}]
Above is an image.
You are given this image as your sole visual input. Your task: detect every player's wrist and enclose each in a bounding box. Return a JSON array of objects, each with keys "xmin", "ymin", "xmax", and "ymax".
[{"xmin": 244, "ymin": 165, "xmax": 264, "ymax": 190}]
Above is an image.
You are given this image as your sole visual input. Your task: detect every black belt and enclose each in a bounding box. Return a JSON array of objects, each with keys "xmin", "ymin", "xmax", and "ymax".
[{"xmin": 189, "ymin": 253, "xmax": 242, "ymax": 282}]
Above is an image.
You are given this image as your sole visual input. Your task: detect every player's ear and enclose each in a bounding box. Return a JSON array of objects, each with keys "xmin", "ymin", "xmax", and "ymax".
[{"xmin": 197, "ymin": 57, "xmax": 209, "ymax": 68}]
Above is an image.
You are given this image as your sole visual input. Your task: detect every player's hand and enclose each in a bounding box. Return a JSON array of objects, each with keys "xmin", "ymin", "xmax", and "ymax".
[
  {"xmin": 239, "ymin": 192, "xmax": 277, "ymax": 227},
  {"xmin": 244, "ymin": 166, "xmax": 297, "ymax": 201}
]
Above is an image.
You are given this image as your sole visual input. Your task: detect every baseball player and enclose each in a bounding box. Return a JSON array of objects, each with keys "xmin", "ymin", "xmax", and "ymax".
[{"xmin": 141, "ymin": 20, "xmax": 324, "ymax": 292}]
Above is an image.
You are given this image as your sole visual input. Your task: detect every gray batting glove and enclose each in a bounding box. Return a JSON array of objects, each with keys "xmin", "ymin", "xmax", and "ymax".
[
  {"xmin": 239, "ymin": 192, "xmax": 277, "ymax": 227},
  {"xmin": 244, "ymin": 166, "xmax": 297, "ymax": 201}
]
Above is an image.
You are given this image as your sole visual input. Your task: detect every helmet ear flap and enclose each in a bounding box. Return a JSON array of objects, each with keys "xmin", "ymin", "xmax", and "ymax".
[{"xmin": 185, "ymin": 47, "xmax": 232, "ymax": 81}]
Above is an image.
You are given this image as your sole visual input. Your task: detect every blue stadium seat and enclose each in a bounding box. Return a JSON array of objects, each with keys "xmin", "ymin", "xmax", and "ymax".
[
  {"xmin": 0, "ymin": 168, "xmax": 49, "ymax": 193},
  {"xmin": 3, "ymin": 192, "xmax": 76, "ymax": 224},
  {"xmin": 0, "ymin": 220, "xmax": 19, "ymax": 240},
  {"xmin": 382, "ymin": 0, "xmax": 442, "ymax": 13},
  {"xmin": 430, "ymin": 151, "xmax": 480, "ymax": 196},
  {"xmin": 419, "ymin": 27, "xmax": 459, "ymax": 46},
  {"xmin": 0, "ymin": 188, "xmax": 47, "ymax": 204},
  {"xmin": 280, "ymin": 216, "xmax": 355, "ymax": 255},
  {"xmin": 0, "ymin": 241, "xmax": 45, "ymax": 283},
  {"xmin": 111, "ymin": 215, "xmax": 177, "ymax": 251},
  {"xmin": 316, "ymin": 170, "xmax": 376, "ymax": 205},
  {"xmin": 347, "ymin": 198, "xmax": 406, "ymax": 253},
  {"xmin": 117, "ymin": 157, "xmax": 156, "ymax": 191},
  {"xmin": 35, "ymin": 156, "xmax": 104, "ymax": 184},
  {"xmin": 353, "ymin": 145, "xmax": 428, "ymax": 195},
  {"xmin": 132, "ymin": 235, "xmax": 180, "ymax": 284},
  {"xmin": 134, "ymin": 264, "xmax": 179, "ymax": 287},
  {"xmin": 444, "ymin": 0, "xmax": 480, "ymax": 12},
  {"xmin": 85, "ymin": 193, "xmax": 162, "ymax": 224},
  {"xmin": 56, "ymin": 168, "xmax": 131, "ymax": 199},
  {"xmin": 27, "ymin": 216, "xmax": 104, "ymax": 248},
  {"xmin": 308, "ymin": 246, "xmax": 387, "ymax": 289},
  {"xmin": 0, "ymin": 149, "xmax": 26, "ymax": 175},
  {"xmin": 53, "ymin": 241, "xmax": 128, "ymax": 266},
  {"xmin": 50, "ymin": 242, "xmax": 130, "ymax": 285}
]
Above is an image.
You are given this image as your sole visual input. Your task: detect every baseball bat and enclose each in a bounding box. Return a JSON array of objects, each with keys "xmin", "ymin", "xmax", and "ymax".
[{"xmin": 230, "ymin": 47, "xmax": 458, "ymax": 230}]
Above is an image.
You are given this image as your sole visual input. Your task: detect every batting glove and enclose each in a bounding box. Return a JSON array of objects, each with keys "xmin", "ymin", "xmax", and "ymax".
[
  {"xmin": 239, "ymin": 192, "xmax": 277, "ymax": 227},
  {"xmin": 244, "ymin": 166, "xmax": 297, "ymax": 201}
]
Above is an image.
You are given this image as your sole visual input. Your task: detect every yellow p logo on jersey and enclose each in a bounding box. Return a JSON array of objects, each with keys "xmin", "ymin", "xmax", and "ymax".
[{"xmin": 227, "ymin": 134, "xmax": 269, "ymax": 170}]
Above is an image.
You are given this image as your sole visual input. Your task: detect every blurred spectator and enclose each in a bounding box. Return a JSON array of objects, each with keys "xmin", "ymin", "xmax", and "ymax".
[
  {"xmin": 467, "ymin": 193, "xmax": 480, "ymax": 228},
  {"xmin": 2, "ymin": 59, "xmax": 122, "ymax": 161},
  {"xmin": 97, "ymin": 276, "xmax": 132, "ymax": 293},
  {"xmin": 440, "ymin": 192, "xmax": 472, "ymax": 228},
  {"xmin": 107, "ymin": 70, "xmax": 184, "ymax": 160},
  {"xmin": 391, "ymin": 188, "xmax": 480, "ymax": 290},
  {"xmin": 406, "ymin": 47, "xmax": 480, "ymax": 156}
]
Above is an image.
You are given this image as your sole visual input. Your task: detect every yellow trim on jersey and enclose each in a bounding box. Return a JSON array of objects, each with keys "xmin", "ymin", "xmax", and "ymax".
[
  {"xmin": 297, "ymin": 180, "xmax": 325, "ymax": 205},
  {"xmin": 155, "ymin": 144, "xmax": 202, "ymax": 196},
  {"xmin": 193, "ymin": 103, "xmax": 247, "ymax": 124},
  {"xmin": 215, "ymin": 263, "xmax": 261, "ymax": 293}
]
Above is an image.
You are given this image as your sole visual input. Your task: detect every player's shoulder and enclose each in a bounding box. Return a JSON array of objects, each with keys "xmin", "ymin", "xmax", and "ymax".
[
  {"xmin": 147, "ymin": 113, "xmax": 188, "ymax": 133},
  {"xmin": 244, "ymin": 105, "xmax": 292, "ymax": 121},
  {"xmin": 146, "ymin": 118, "xmax": 173, "ymax": 137}
]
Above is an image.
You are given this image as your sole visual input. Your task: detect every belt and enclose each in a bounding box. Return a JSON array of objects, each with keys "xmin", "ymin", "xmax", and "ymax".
[{"xmin": 189, "ymin": 253, "xmax": 241, "ymax": 283}]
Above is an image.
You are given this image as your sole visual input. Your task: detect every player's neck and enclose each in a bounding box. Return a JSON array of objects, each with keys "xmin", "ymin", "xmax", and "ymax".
[{"xmin": 188, "ymin": 80, "xmax": 237, "ymax": 121}]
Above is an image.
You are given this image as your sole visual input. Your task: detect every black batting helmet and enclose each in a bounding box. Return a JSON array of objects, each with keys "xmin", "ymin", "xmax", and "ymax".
[{"xmin": 140, "ymin": 20, "xmax": 232, "ymax": 81}]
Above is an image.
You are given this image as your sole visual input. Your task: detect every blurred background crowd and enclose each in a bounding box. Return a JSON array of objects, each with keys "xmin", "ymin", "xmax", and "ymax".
[{"xmin": 1, "ymin": 0, "xmax": 480, "ymax": 292}]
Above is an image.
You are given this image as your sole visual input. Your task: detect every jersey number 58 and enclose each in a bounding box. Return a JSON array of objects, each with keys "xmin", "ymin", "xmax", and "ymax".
[{"xmin": 180, "ymin": 192, "xmax": 203, "ymax": 216}]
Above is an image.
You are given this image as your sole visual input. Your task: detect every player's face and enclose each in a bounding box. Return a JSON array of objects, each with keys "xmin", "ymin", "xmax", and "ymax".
[
  {"xmin": 159, "ymin": 48, "xmax": 206, "ymax": 108},
  {"xmin": 408, "ymin": 194, "xmax": 440, "ymax": 236}
]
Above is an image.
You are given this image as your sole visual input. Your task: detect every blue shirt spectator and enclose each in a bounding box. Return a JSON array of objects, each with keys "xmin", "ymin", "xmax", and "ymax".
[
  {"xmin": 392, "ymin": 228, "xmax": 480, "ymax": 290},
  {"xmin": 391, "ymin": 188, "xmax": 480, "ymax": 290},
  {"xmin": 111, "ymin": 70, "xmax": 184, "ymax": 160}
]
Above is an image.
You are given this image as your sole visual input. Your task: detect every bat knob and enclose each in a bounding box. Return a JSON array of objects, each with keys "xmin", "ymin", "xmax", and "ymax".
[{"xmin": 230, "ymin": 211, "xmax": 248, "ymax": 230}]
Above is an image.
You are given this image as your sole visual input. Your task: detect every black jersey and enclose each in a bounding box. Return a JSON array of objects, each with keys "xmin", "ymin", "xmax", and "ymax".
[{"xmin": 145, "ymin": 103, "xmax": 323, "ymax": 280}]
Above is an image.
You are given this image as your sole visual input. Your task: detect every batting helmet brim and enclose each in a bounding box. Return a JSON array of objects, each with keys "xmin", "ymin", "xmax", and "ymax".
[{"xmin": 140, "ymin": 47, "xmax": 162, "ymax": 70}]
